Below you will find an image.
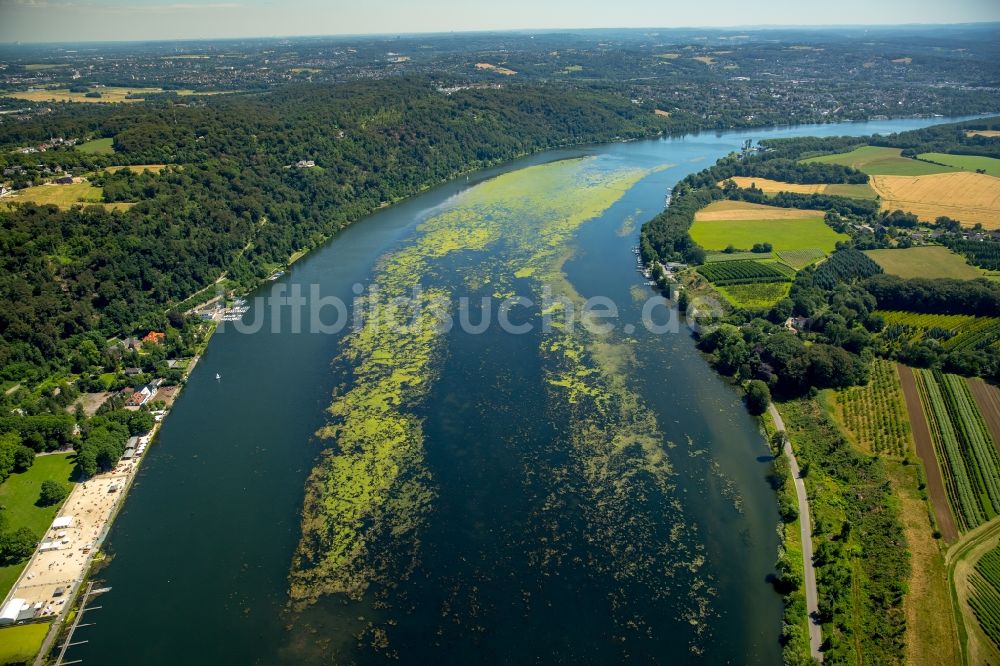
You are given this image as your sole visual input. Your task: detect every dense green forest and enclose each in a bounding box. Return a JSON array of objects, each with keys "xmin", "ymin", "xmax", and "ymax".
[{"xmin": 0, "ymin": 79, "xmax": 669, "ymax": 387}]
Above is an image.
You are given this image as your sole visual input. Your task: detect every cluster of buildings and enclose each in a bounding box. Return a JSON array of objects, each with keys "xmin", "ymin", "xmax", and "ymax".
[{"xmin": 13, "ymin": 136, "xmax": 78, "ymax": 154}]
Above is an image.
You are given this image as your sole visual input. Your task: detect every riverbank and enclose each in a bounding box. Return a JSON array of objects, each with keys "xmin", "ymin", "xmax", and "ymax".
[
  {"xmin": 58, "ymin": 114, "xmax": 983, "ymax": 665},
  {"xmin": 0, "ymin": 339, "xmax": 211, "ymax": 665}
]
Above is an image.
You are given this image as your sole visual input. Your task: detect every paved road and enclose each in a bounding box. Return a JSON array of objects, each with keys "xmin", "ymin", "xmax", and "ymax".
[{"xmin": 769, "ymin": 403, "xmax": 823, "ymax": 662}]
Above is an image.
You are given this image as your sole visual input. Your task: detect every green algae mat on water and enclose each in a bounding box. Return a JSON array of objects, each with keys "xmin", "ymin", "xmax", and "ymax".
[{"xmin": 290, "ymin": 157, "xmax": 712, "ymax": 654}]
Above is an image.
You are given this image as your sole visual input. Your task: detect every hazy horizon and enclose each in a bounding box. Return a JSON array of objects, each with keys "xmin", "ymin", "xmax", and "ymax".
[{"xmin": 1, "ymin": 0, "xmax": 999, "ymax": 45}]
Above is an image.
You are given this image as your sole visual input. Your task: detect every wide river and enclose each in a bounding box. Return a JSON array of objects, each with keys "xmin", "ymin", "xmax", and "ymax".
[{"xmin": 71, "ymin": 116, "xmax": 975, "ymax": 665}]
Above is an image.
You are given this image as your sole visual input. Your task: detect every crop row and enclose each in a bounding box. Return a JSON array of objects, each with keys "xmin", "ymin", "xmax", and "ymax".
[
  {"xmin": 917, "ymin": 369, "xmax": 1000, "ymax": 531},
  {"xmin": 697, "ymin": 260, "xmax": 791, "ymax": 286},
  {"xmin": 838, "ymin": 359, "xmax": 910, "ymax": 456},
  {"xmin": 704, "ymin": 251, "xmax": 773, "ymax": 263},
  {"xmin": 970, "ymin": 546, "xmax": 1000, "ymax": 649},
  {"xmin": 877, "ymin": 310, "xmax": 976, "ymax": 332},
  {"xmin": 944, "ymin": 317, "xmax": 1000, "ymax": 352}
]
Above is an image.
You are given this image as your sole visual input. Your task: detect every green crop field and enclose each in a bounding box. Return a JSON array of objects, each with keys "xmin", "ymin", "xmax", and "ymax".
[
  {"xmin": 803, "ymin": 145, "xmax": 958, "ymax": 176},
  {"xmin": 970, "ymin": 544, "xmax": 1000, "ymax": 648},
  {"xmin": 75, "ymin": 137, "xmax": 115, "ymax": 154},
  {"xmin": 0, "ymin": 453, "xmax": 75, "ymax": 598},
  {"xmin": 879, "ymin": 310, "xmax": 1000, "ymax": 353},
  {"xmin": 915, "ymin": 369, "xmax": 1000, "ymax": 531},
  {"xmin": 834, "ymin": 359, "xmax": 911, "ymax": 456},
  {"xmin": 704, "ymin": 251, "xmax": 773, "ymax": 262},
  {"xmin": 690, "ymin": 217, "xmax": 848, "ymax": 253},
  {"xmin": 717, "ymin": 282, "xmax": 791, "ymax": 309},
  {"xmin": 776, "ymin": 248, "xmax": 825, "ymax": 269},
  {"xmin": 697, "ymin": 259, "xmax": 790, "ymax": 285},
  {"xmin": 865, "ymin": 246, "xmax": 983, "ymax": 280},
  {"xmin": 917, "ymin": 152, "xmax": 1000, "ymax": 178},
  {"xmin": 0, "ymin": 623, "xmax": 51, "ymax": 664}
]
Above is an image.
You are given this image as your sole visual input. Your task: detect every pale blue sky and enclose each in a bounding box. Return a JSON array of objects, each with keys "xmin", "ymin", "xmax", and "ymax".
[{"xmin": 1, "ymin": 0, "xmax": 998, "ymax": 43}]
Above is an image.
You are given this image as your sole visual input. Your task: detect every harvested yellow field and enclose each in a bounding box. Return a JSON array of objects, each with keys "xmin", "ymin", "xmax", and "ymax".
[
  {"xmin": 966, "ymin": 130, "xmax": 1000, "ymax": 138},
  {"xmin": 656, "ymin": 53, "xmax": 681, "ymax": 59},
  {"xmin": 694, "ymin": 199, "xmax": 824, "ymax": 221},
  {"xmin": 691, "ymin": 56, "xmax": 716, "ymax": 65},
  {"xmin": 654, "ymin": 109, "xmax": 671, "ymax": 117},
  {"xmin": 724, "ymin": 177, "xmax": 875, "ymax": 199},
  {"xmin": 870, "ymin": 172, "xmax": 1000, "ymax": 229},
  {"xmin": 3, "ymin": 87, "xmax": 206, "ymax": 104},
  {"xmin": 103, "ymin": 164, "xmax": 168, "ymax": 174},
  {"xmin": 475, "ymin": 63, "xmax": 517, "ymax": 75},
  {"xmin": 892, "ymin": 57, "xmax": 912, "ymax": 64},
  {"xmin": 726, "ymin": 177, "xmax": 826, "ymax": 194}
]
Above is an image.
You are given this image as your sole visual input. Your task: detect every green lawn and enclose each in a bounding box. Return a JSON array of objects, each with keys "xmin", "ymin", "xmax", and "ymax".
[
  {"xmin": 917, "ymin": 152, "xmax": 1000, "ymax": 178},
  {"xmin": 864, "ymin": 246, "xmax": 984, "ymax": 280},
  {"xmin": 0, "ymin": 453, "xmax": 76, "ymax": 598},
  {"xmin": 690, "ymin": 216, "xmax": 848, "ymax": 253},
  {"xmin": 0, "ymin": 622, "xmax": 50, "ymax": 664},
  {"xmin": 76, "ymin": 138, "xmax": 115, "ymax": 155},
  {"xmin": 803, "ymin": 146, "xmax": 957, "ymax": 176}
]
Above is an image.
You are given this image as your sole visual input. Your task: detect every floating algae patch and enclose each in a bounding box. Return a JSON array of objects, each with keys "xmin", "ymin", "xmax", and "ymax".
[{"xmin": 290, "ymin": 156, "xmax": 712, "ymax": 653}]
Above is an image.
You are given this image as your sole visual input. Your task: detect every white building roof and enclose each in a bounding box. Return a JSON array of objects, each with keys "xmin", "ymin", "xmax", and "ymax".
[
  {"xmin": 0, "ymin": 599, "xmax": 26, "ymax": 623},
  {"xmin": 52, "ymin": 516, "xmax": 74, "ymax": 529}
]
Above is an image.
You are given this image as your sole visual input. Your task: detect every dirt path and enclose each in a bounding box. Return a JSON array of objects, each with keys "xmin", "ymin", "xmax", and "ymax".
[
  {"xmin": 898, "ymin": 365, "xmax": 960, "ymax": 543},
  {"xmin": 769, "ymin": 403, "xmax": 823, "ymax": 662},
  {"xmin": 967, "ymin": 377, "xmax": 1000, "ymax": 457}
]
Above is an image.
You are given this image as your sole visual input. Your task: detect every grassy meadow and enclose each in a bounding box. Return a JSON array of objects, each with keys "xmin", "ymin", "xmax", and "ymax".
[
  {"xmin": 804, "ymin": 146, "xmax": 957, "ymax": 176},
  {"xmin": 75, "ymin": 137, "xmax": 115, "ymax": 155},
  {"xmin": 917, "ymin": 152, "xmax": 1000, "ymax": 178},
  {"xmin": 1, "ymin": 182, "xmax": 132, "ymax": 211},
  {"xmin": 864, "ymin": 246, "xmax": 983, "ymax": 280}
]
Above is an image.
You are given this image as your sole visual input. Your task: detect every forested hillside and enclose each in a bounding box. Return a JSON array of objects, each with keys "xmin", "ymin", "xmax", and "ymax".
[{"xmin": 0, "ymin": 79, "xmax": 667, "ymax": 385}]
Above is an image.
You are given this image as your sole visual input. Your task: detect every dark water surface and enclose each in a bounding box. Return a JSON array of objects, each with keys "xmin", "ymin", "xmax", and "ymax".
[{"xmin": 71, "ymin": 116, "xmax": 975, "ymax": 665}]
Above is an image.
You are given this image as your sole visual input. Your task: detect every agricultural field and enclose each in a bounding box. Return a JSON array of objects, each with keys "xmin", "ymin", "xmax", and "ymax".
[
  {"xmin": 775, "ymin": 248, "xmax": 826, "ymax": 269},
  {"xmin": 2, "ymin": 86, "xmax": 208, "ymax": 103},
  {"xmin": 1, "ymin": 181, "xmax": 133, "ymax": 211},
  {"xmin": 696, "ymin": 259, "xmax": 790, "ymax": 285},
  {"xmin": 690, "ymin": 201, "xmax": 848, "ymax": 252},
  {"xmin": 75, "ymin": 137, "xmax": 115, "ymax": 154},
  {"xmin": 803, "ymin": 145, "xmax": 957, "ymax": 176},
  {"xmin": 724, "ymin": 176, "xmax": 876, "ymax": 199},
  {"xmin": 704, "ymin": 250, "xmax": 773, "ymax": 262},
  {"xmin": 878, "ymin": 310, "xmax": 979, "ymax": 336},
  {"xmin": 102, "ymin": 164, "xmax": 167, "ymax": 174},
  {"xmin": 970, "ymin": 544, "xmax": 1000, "ymax": 650},
  {"xmin": 693, "ymin": 199, "xmax": 825, "ymax": 221},
  {"xmin": 474, "ymin": 63, "xmax": 517, "ymax": 75},
  {"xmin": 716, "ymin": 282, "xmax": 791, "ymax": 309},
  {"xmin": 832, "ymin": 359, "xmax": 912, "ymax": 457},
  {"xmin": 915, "ymin": 369, "xmax": 1000, "ymax": 532},
  {"xmin": 869, "ymin": 172, "xmax": 1000, "ymax": 229},
  {"xmin": 966, "ymin": 130, "xmax": 1000, "ymax": 138},
  {"xmin": 865, "ymin": 246, "xmax": 984, "ymax": 279},
  {"xmin": 918, "ymin": 153, "xmax": 1000, "ymax": 178}
]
